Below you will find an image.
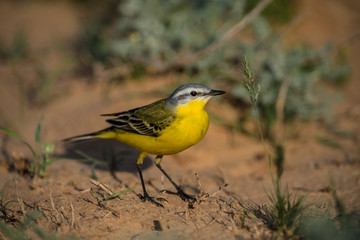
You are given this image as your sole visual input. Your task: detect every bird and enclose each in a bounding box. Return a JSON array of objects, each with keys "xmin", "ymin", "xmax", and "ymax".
[{"xmin": 64, "ymin": 83, "xmax": 225, "ymax": 207}]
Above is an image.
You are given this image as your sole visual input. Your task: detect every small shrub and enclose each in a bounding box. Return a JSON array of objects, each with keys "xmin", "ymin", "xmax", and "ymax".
[
  {"xmin": 0, "ymin": 115, "xmax": 61, "ymax": 178},
  {"xmin": 242, "ymin": 59, "xmax": 308, "ymax": 238},
  {"xmin": 75, "ymin": 0, "xmax": 350, "ymax": 133}
]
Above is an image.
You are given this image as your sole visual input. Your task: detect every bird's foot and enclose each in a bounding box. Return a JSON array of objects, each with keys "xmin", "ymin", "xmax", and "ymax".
[
  {"xmin": 177, "ymin": 189, "xmax": 196, "ymax": 207},
  {"xmin": 138, "ymin": 193, "xmax": 167, "ymax": 208}
]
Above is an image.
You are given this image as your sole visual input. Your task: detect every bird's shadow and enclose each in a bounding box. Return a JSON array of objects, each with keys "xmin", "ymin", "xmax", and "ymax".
[{"xmin": 59, "ymin": 139, "xmax": 153, "ymax": 174}]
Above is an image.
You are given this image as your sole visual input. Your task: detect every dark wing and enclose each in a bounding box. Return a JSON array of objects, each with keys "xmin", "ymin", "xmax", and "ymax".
[{"xmin": 101, "ymin": 99, "xmax": 175, "ymax": 137}]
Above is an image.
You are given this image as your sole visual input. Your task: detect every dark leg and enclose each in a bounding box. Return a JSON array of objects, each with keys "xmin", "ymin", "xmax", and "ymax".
[
  {"xmin": 136, "ymin": 152, "xmax": 167, "ymax": 207},
  {"xmin": 155, "ymin": 155, "xmax": 196, "ymax": 203}
]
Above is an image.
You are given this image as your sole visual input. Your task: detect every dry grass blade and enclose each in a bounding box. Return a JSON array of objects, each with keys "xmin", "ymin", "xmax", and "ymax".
[
  {"xmin": 70, "ymin": 202, "xmax": 75, "ymax": 229},
  {"xmin": 90, "ymin": 179, "xmax": 136, "ymax": 201},
  {"xmin": 90, "ymin": 179, "xmax": 115, "ymax": 196}
]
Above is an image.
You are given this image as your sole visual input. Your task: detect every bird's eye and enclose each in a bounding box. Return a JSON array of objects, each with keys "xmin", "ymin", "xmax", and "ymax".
[{"xmin": 190, "ymin": 91, "xmax": 197, "ymax": 97}]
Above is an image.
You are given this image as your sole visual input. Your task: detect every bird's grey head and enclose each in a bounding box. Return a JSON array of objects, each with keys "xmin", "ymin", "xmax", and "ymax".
[{"xmin": 166, "ymin": 83, "xmax": 225, "ymax": 106}]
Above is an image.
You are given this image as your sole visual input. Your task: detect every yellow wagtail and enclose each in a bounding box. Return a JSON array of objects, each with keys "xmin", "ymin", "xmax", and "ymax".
[{"xmin": 64, "ymin": 83, "xmax": 225, "ymax": 207}]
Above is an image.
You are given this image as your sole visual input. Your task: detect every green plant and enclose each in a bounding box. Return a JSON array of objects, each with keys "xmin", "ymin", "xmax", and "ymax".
[
  {"xmin": 0, "ymin": 210, "xmax": 72, "ymax": 240},
  {"xmin": 242, "ymin": 58, "xmax": 308, "ymax": 238},
  {"xmin": 89, "ymin": 179, "xmax": 136, "ymax": 216},
  {"xmin": 267, "ymin": 184, "xmax": 308, "ymax": 238},
  {"xmin": 91, "ymin": 185, "xmax": 136, "ymax": 204},
  {"xmin": 0, "ymin": 183, "xmax": 18, "ymax": 221},
  {"xmin": 232, "ymin": 40, "xmax": 348, "ymax": 133},
  {"xmin": 239, "ymin": 209, "xmax": 248, "ymax": 228},
  {"xmin": 0, "ymin": 115, "xmax": 61, "ymax": 178},
  {"xmin": 78, "ymin": 0, "xmax": 349, "ymax": 134}
]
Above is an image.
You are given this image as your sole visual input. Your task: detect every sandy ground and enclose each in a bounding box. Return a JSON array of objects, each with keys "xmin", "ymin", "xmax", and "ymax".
[{"xmin": 0, "ymin": 0, "xmax": 359, "ymax": 239}]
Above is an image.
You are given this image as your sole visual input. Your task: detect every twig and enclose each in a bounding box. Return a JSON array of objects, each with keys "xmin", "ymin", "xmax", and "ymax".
[
  {"xmin": 210, "ymin": 183, "xmax": 229, "ymax": 198},
  {"xmin": 59, "ymin": 206, "xmax": 66, "ymax": 223},
  {"xmin": 49, "ymin": 189, "xmax": 62, "ymax": 225},
  {"xmin": 90, "ymin": 179, "xmax": 115, "ymax": 196},
  {"xmin": 90, "ymin": 189, "xmax": 120, "ymax": 217},
  {"xmin": 79, "ymin": 188, "xmax": 91, "ymax": 194},
  {"xmin": 195, "ymin": 173, "xmax": 204, "ymax": 196},
  {"xmin": 0, "ymin": 231, "xmax": 8, "ymax": 240},
  {"xmin": 171, "ymin": 0, "xmax": 273, "ymax": 68},
  {"xmin": 49, "ymin": 189, "xmax": 55, "ymax": 210},
  {"xmin": 99, "ymin": 0, "xmax": 273, "ymax": 78},
  {"xmin": 70, "ymin": 202, "xmax": 75, "ymax": 229}
]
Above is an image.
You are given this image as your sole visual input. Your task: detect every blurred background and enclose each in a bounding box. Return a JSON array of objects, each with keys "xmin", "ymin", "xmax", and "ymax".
[
  {"xmin": 0, "ymin": 0, "xmax": 358, "ymax": 129},
  {"xmin": 1, "ymin": 0, "xmax": 358, "ymax": 126},
  {"xmin": 0, "ymin": 0, "xmax": 359, "ymax": 239}
]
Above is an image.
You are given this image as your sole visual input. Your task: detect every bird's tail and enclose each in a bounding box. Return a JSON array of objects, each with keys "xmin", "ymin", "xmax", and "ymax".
[{"xmin": 63, "ymin": 127, "xmax": 116, "ymax": 144}]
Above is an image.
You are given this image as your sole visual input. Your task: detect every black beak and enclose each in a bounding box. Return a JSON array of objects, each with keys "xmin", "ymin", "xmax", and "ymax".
[{"xmin": 209, "ymin": 89, "xmax": 226, "ymax": 96}]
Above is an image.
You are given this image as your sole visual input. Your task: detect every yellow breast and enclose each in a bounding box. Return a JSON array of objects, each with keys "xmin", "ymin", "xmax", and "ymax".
[{"xmin": 106, "ymin": 100, "xmax": 210, "ymax": 155}]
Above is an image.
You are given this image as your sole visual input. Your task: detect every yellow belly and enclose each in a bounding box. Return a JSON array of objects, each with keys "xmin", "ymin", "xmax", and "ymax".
[{"xmin": 99, "ymin": 101, "xmax": 210, "ymax": 155}]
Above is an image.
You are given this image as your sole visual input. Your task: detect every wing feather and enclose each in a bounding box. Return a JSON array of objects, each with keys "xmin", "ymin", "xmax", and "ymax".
[{"xmin": 102, "ymin": 99, "xmax": 175, "ymax": 137}]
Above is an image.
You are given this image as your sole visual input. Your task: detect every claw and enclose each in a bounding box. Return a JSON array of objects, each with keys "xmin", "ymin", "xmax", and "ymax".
[
  {"xmin": 177, "ymin": 189, "xmax": 196, "ymax": 208},
  {"xmin": 177, "ymin": 190, "xmax": 195, "ymax": 202},
  {"xmin": 138, "ymin": 193, "xmax": 168, "ymax": 208}
]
